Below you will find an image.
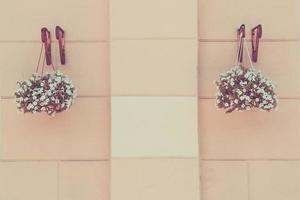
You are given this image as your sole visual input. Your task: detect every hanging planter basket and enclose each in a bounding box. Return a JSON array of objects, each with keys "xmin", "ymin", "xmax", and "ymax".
[
  {"xmin": 15, "ymin": 71, "xmax": 76, "ymax": 116},
  {"xmin": 15, "ymin": 28, "xmax": 76, "ymax": 116},
  {"xmin": 215, "ymin": 36, "xmax": 277, "ymax": 113}
]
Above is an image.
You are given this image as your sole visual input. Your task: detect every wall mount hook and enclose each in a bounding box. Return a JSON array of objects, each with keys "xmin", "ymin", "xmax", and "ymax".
[
  {"xmin": 251, "ymin": 24, "xmax": 262, "ymax": 62},
  {"xmin": 55, "ymin": 26, "xmax": 66, "ymax": 65},
  {"xmin": 41, "ymin": 27, "xmax": 52, "ymax": 66},
  {"xmin": 237, "ymin": 24, "xmax": 246, "ymax": 63},
  {"xmin": 238, "ymin": 24, "xmax": 246, "ymax": 38}
]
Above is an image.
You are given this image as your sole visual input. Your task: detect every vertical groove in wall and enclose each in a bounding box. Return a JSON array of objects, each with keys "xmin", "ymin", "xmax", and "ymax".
[
  {"xmin": 57, "ymin": 162, "xmax": 60, "ymax": 200},
  {"xmin": 197, "ymin": 0, "xmax": 202, "ymax": 199},
  {"xmin": 247, "ymin": 161, "xmax": 250, "ymax": 200}
]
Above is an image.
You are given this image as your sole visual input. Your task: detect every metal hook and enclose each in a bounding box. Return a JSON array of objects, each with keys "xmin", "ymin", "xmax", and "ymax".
[
  {"xmin": 237, "ymin": 24, "xmax": 246, "ymax": 63},
  {"xmin": 55, "ymin": 26, "xmax": 66, "ymax": 65},
  {"xmin": 41, "ymin": 27, "xmax": 52, "ymax": 66},
  {"xmin": 251, "ymin": 24, "xmax": 262, "ymax": 62}
]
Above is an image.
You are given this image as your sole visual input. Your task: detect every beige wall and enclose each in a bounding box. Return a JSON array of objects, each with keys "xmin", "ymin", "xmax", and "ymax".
[
  {"xmin": 0, "ymin": 0, "xmax": 200, "ymax": 199},
  {"xmin": 0, "ymin": 0, "xmax": 110, "ymax": 199},
  {"xmin": 110, "ymin": 0, "xmax": 199, "ymax": 199},
  {"xmin": 199, "ymin": 0, "xmax": 300, "ymax": 200},
  {"xmin": 2, "ymin": 0, "xmax": 299, "ymax": 199}
]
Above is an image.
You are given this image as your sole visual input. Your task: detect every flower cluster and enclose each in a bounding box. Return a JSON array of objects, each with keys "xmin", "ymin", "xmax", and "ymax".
[
  {"xmin": 15, "ymin": 71, "xmax": 76, "ymax": 116},
  {"xmin": 216, "ymin": 66, "xmax": 277, "ymax": 113}
]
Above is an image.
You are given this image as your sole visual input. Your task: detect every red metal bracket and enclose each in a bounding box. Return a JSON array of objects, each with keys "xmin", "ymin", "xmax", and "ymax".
[
  {"xmin": 41, "ymin": 27, "xmax": 52, "ymax": 66},
  {"xmin": 237, "ymin": 24, "xmax": 246, "ymax": 63},
  {"xmin": 251, "ymin": 24, "xmax": 262, "ymax": 62},
  {"xmin": 55, "ymin": 26, "xmax": 66, "ymax": 65}
]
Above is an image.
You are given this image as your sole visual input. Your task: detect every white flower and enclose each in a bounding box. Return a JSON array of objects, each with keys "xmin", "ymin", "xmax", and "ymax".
[
  {"xmin": 25, "ymin": 80, "xmax": 32, "ymax": 86},
  {"xmin": 55, "ymin": 77, "xmax": 62, "ymax": 82},
  {"xmin": 27, "ymin": 104, "xmax": 33, "ymax": 109},
  {"xmin": 66, "ymin": 90, "xmax": 72, "ymax": 95},
  {"xmin": 40, "ymin": 95, "xmax": 46, "ymax": 101},
  {"xmin": 56, "ymin": 71, "xmax": 63, "ymax": 76},
  {"xmin": 16, "ymin": 88, "xmax": 24, "ymax": 93}
]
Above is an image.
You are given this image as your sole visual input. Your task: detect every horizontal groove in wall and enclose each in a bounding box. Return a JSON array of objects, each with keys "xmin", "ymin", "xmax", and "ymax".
[
  {"xmin": 198, "ymin": 97, "xmax": 300, "ymax": 100},
  {"xmin": 5, "ymin": 96, "xmax": 297, "ymax": 100},
  {"xmin": 1, "ymin": 95, "xmax": 110, "ymax": 99},
  {"xmin": 199, "ymin": 38, "xmax": 299, "ymax": 43},
  {"xmin": 112, "ymin": 157, "xmax": 198, "ymax": 160},
  {"xmin": 111, "ymin": 95, "xmax": 197, "ymax": 97},
  {"xmin": 2, "ymin": 95, "xmax": 201, "ymax": 99},
  {"xmin": 111, "ymin": 37, "xmax": 198, "ymax": 41},
  {"xmin": 0, "ymin": 40, "xmax": 109, "ymax": 43},
  {"xmin": 0, "ymin": 159, "xmax": 110, "ymax": 162},
  {"xmin": 202, "ymin": 158, "xmax": 300, "ymax": 162}
]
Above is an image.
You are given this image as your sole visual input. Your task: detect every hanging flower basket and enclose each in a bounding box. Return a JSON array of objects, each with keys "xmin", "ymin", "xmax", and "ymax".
[
  {"xmin": 215, "ymin": 36, "xmax": 277, "ymax": 113},
  {"xmin": 15, "ymin": 71, "xmax": 76, "ymax": 116},
  {"xmin": 15, "ymin": 28, "xmax": 76, "ymax": 116},
  {"xmin": 216, "ymin": 66, "xmax": 277, "ymax": 113}
]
